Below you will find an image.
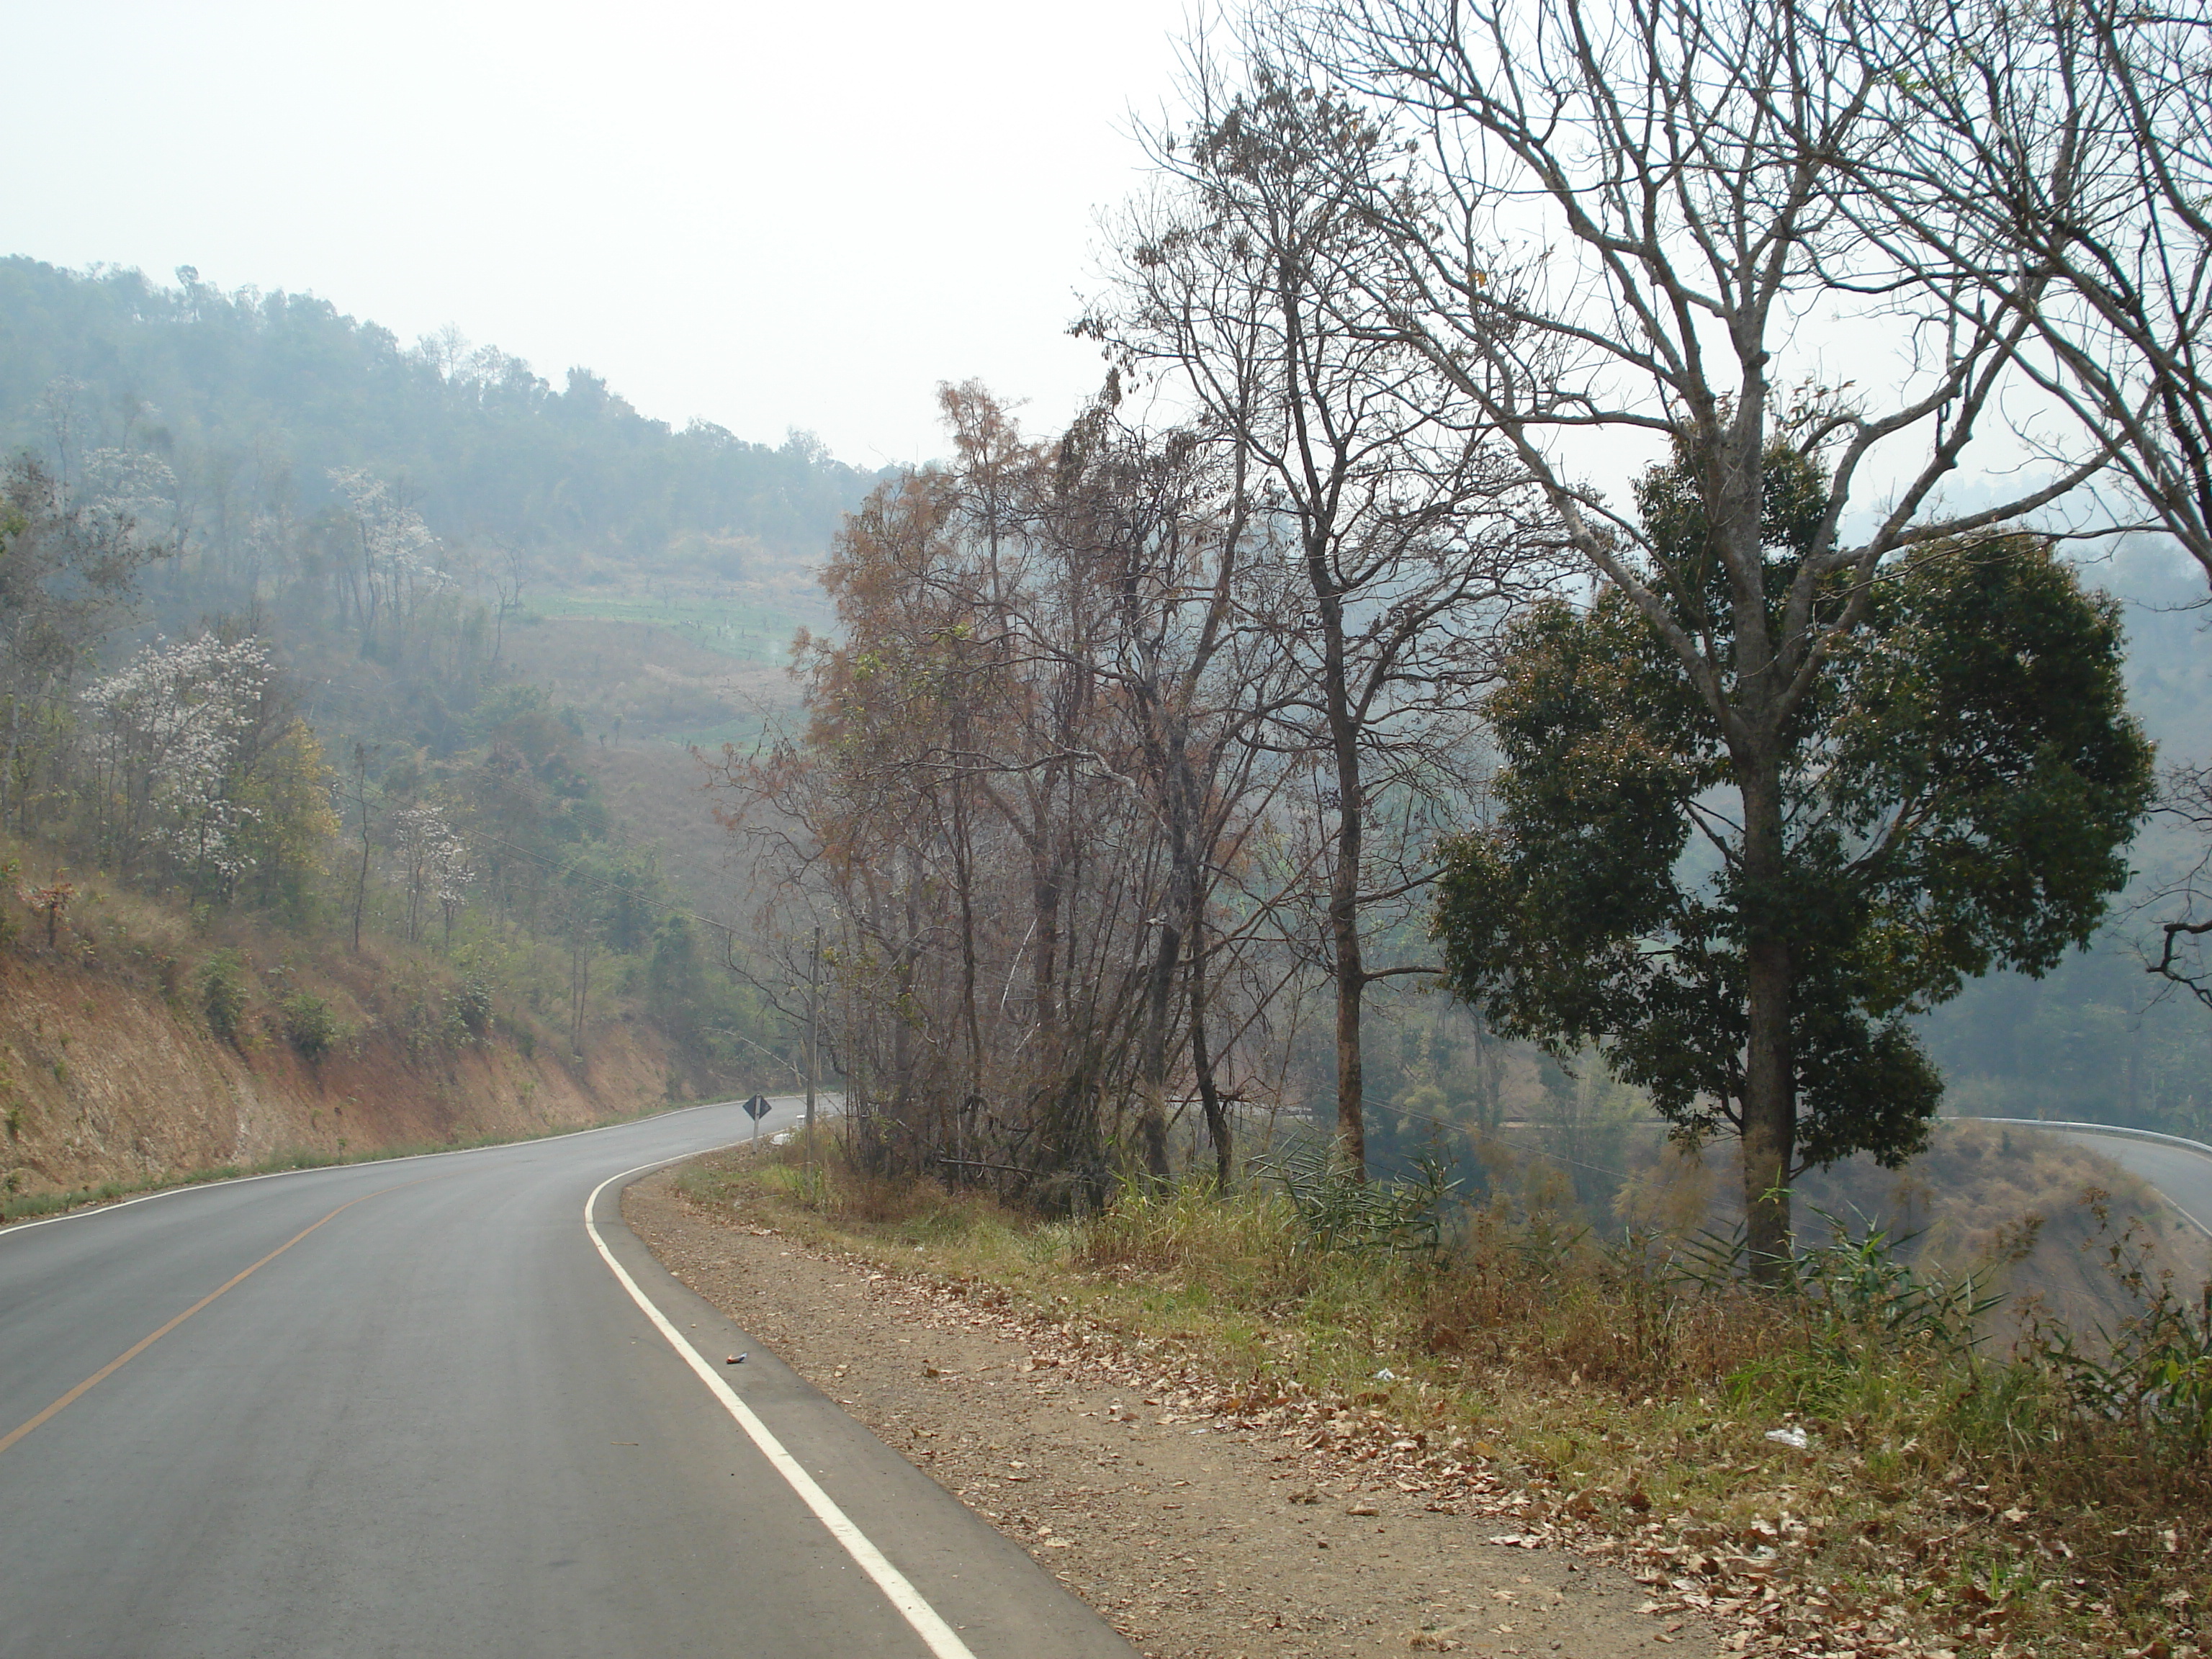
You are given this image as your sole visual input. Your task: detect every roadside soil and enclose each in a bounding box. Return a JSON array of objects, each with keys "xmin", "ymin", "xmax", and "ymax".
[
  {"xmin": 1, "ymin": 940, "xmax": 676, "ymax": 1206},
  {"xmin": 625, "ymin": 1171, "xmax": 1723, "ymax": 1659}
]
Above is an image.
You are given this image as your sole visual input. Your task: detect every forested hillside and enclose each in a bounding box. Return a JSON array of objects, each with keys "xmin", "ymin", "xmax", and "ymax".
[
  {"xmin": 0, "ymin": 261, "xmax": 853, "ymax": 1175},
  {"xmin": 0, "ymin": 258, "xmax": 882, "ymax": 595}
]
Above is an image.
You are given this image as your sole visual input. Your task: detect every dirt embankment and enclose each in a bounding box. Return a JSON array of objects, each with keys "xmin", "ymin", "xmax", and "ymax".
[{"xmin": 0, "ymin": 945, "xmax": 676, "ymax": 1203}]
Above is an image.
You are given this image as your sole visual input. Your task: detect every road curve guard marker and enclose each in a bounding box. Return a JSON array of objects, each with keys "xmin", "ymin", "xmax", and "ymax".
[{"xmin": 585, "ymin": 1160, "xmax": 979, "ymax": 1659}]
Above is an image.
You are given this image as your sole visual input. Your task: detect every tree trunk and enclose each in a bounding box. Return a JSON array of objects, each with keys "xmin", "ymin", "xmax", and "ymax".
[
  {"xmin": 1032, "ymin": 859, "xmax": 1061, "ymax": 1035},
  {"xmin": 949, "ymin": 765, "xmax": 984, "ymax": 1109},
  {"xmin": 350, "ymin": 745, "xmax": 372, "ymax": 954},
  {"xmin": 1192, "ymin": 965, "xmax": 1231, "ymax": 1188},
  {"xmin": 1332, "ymin": 911, "xmax": 1366, "ymax": 1179},
  {"xmin": 570, "ymin": 921, "xmax": 592, "ymax": 1054},
  {"xmin": 1737, "ymin": 759, "xmax": 1797, "ymax": 1282},
  {"xmin": 1325, "ymin": 633, "xmax": 1368, "ymax": 1181},
  {"xmin": 1, "ymin": 691, "xmax": 19, "ymax": 832},
  {"xmin": 1173, "ymin": 767, "xmax": 1231, "ymax": 1187},
  {"xmin": 1136, "ymin": 914, "xmax": 1179, "ymax": 1181},
  {"xmin": 352, "ymin": 827, "xmax": 371, "ymax": 953}
]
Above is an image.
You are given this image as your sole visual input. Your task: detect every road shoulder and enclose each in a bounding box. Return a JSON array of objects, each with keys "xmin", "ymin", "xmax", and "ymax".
[{"xmin": 623, "ymin": 1169, "xmax": 1712, "ymax": 1659}]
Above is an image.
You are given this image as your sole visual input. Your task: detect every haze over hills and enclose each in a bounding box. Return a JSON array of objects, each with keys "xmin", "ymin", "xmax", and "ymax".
[
  {"xmin": 11, "ymin": 1, "xmax": 2212, "ymax": 1644},
  {"xmin": 0, "ymin": 257, "xmax": 882, "ymax": 608},
  {"xmin": 0, "ymin": 258, "xmax": 875, "ymax": 1118},
  {"xmin": 0, "ymin": 256, "xmax": 851, "ymax": 930}
]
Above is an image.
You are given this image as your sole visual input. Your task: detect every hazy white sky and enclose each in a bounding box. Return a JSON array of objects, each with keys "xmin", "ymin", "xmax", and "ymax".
[{"xmin": 4, "ymin": 0, "xmax": 1199, "ymax": 468}]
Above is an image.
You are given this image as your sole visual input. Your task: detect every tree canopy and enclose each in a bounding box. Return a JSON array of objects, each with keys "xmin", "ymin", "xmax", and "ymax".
[{"xmin": 1436, "ymin": 454, "xmax": 2155, "ymax": 1215}]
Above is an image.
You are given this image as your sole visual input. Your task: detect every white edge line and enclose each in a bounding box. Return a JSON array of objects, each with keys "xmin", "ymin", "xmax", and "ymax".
[
  {"xmin": 584, "ymin": 1157, "xmax": 976, "ymax": 1659},
  {"xmin": 0, "ymin": 1094, "xmax": 827, "ymax": 1245},
  {"xmin": 2159, "ymin": 1198, "xmax": 2212, "ymax": 1244}
]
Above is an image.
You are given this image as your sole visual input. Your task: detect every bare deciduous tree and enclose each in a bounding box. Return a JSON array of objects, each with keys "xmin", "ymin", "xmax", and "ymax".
[
  {"xmin": 1272, "ymin": 0, "xmax": 2134, "ymax": 1264},
  {"xmin": 1094, "ymin": 65, "xmax": 1556, "ymax": 1175},
  {"xmin": 1854, "ymin": 0, "xmax": 2212, "ymax": 577},
  {"xmin": 716, "ymin": 387, "xmax": 1313, "ymax": 1200}
]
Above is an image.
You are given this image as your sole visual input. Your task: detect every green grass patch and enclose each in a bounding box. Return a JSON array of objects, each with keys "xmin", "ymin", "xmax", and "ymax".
[
  {"xmin": 523, "ymin": 592, "xmax": 815, "ymax": 663},
  {"xmin": 659, "ymin": 713, "xmax": 776, "ymax": 752}
]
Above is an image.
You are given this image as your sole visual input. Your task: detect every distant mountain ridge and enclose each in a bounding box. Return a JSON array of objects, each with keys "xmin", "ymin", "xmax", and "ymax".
[{"xmin": 0, "ymin": 256, "xmax": 886, "ymax": 586}]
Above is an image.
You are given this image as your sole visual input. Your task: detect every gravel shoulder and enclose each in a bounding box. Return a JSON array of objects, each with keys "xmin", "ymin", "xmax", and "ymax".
[{"xmin": 624, "ymin": 1170, "xmax": 1718, "ymax": 1659}]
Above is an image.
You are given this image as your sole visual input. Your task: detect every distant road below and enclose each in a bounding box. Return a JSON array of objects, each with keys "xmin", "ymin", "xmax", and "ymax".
[
  {"xmin": 0, "ymin": 1097, "xmax": 1132, "ymax": 1659},
  {"xmin": 1979, "ymin": 1118, "xmax": 2212, "ymax": 1238}
]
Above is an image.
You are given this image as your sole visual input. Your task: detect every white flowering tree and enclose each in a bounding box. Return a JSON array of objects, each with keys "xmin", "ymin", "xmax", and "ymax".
[
  {"xmin": 327, "ymin": 467, "xmax": 451, "ymax": 652},
  {"xmin": 389, "ymin": 799, "xmax": 473, "ymax": 946},
  {"xmin": 80, "ymin": 634, "xmax": 274, "ymax": 892},
  {"xmin": 80, "ymin": 447, "xmax": 182, "ymax": 548}
]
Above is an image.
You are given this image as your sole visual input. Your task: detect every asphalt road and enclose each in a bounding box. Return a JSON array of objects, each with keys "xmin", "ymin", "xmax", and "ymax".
[
  {"xmin": 0, "ymin": 1097, "xmax": 1135, "ymax": 1659},
  {"xmin": 2034, "ymin": 1124, "xmax": 2212, "ymax": 1238}
]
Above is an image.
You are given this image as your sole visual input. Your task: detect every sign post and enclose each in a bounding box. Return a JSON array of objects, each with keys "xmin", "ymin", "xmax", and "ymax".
[{"xmin": 742, "ymin": 1092, "xmax": 770, "ymax": 1144}]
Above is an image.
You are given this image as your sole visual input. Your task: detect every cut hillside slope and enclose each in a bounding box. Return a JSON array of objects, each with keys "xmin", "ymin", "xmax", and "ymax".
[{"xmin": 1, "ymin": 884, "xmax": 685, "ymax": 1216}]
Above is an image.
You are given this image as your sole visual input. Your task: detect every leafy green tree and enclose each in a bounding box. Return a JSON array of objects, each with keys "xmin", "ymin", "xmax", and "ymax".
[
  {"xmin": 233, "ymin": 719, "xmax": 339, "ymax": 917},
  {"xmin": 1436, "ymin": 454, "xmax": 2154, "ymax": 1267}
]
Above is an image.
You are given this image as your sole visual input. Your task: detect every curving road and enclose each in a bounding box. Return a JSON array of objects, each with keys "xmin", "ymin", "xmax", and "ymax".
[
  {"xmin": 0, "ymin": 1098, "xmax": 1134, "ymax": 1659},
  {"xmin": 2033, "ymin": 1125, "xmax": 2212, "ymax": 1239}
]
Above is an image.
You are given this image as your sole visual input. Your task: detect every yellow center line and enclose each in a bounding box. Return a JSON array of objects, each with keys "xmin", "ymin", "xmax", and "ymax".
[{"xmin": 0, "ymin": 1183, "xmax": 406, "ymax": 1458}]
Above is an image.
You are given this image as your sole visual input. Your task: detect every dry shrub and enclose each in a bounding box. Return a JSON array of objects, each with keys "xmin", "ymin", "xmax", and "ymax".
[
  {"xmin": 1416, "ymin": 1208, "xmax": 1791, "ymax": 1398},
  {"xmin": 713, "ymin": 1128, "xmax": 1025, "ymax": 1249},
  {"xmin": 833, "ymin": 1166, "xmax": 954, "ymax": 1227},
  {"xmin": 1078, "ymin": 1180, "xmax": 1295, "ymax": 1277}
]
